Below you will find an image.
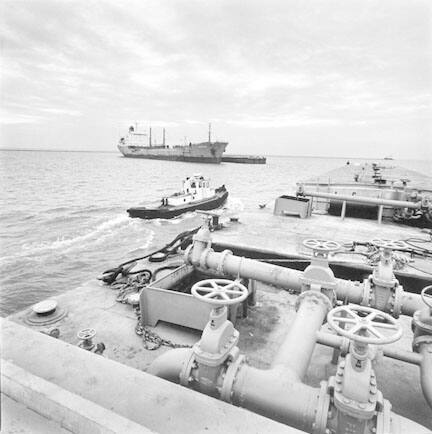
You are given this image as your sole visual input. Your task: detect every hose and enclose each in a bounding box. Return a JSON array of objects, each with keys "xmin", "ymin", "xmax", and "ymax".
[{"xmin": 99, "ymin": 226, "xmax": 200, "ymax": 284}]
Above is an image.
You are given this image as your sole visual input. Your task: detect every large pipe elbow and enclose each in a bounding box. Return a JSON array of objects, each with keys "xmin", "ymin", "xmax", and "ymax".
[
  {"xmin": 231, "ymin": 365, "xmax": 321, "ymax": 432},
  {"xmin": 401, "ymin": 293, "xmax": 425, "ymax": 317},
  {"xmin": 419, "ymin": 342, "xmax": 432, "ymax": 408},
  {"xmin": 147, "ymin": 348, "xmax": 193, "ymax": 383},
  {"xmin": 391, "ymin": 413, "xmax": 431, "ymax": 434}
]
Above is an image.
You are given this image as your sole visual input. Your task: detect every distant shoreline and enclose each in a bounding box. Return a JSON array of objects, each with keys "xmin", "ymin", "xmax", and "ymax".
[{"xmin": 0, "ymin": 148, "xmax": 430, "ymax": 161}]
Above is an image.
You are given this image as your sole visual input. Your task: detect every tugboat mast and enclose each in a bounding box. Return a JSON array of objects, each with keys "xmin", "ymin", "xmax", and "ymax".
[{"xmin": 208, "ymin": 123, "xmax": 212, "ymax": 143}]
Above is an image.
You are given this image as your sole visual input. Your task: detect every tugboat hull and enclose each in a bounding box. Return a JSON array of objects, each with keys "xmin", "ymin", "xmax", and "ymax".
[{"xmin": 127, "ymin": 187, "xmax": 228, "ymax": 219}]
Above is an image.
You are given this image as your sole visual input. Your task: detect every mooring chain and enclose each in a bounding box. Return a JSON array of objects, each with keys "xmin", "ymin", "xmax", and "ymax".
[
  {"xmin": 111, "ymin": 273, "xmax": 151, "ymax": 303},
  {"xmin": 107, "ymin": 272, "xmax": 190, "ymax": 350},
  {"xmin": 134, "ymin": 310, "xmax": 192, "ymax": 351}
]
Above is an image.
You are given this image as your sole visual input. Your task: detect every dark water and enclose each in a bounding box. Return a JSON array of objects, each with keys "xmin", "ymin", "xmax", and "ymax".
[{"xmin": 0, "ymin": 150, "xmax": 430, "ymax": 316}]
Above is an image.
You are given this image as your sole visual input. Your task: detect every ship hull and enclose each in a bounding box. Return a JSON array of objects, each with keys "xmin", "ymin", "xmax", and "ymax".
[
  {"xmin": 118, "ymin": 141, "xmax": 228, "ymax": 164},
  {"xmin": 127, "ymin": 187, "xmax": 228, "ymax": 219}
]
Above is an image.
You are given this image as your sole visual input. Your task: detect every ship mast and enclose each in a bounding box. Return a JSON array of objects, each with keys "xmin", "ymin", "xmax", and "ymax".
[
  {"xmin": 149, "ymin": 127, "xmax": 152, "ymax": 147},
  {"xmin": 162, "ymin": 128, "xmax": 166, "ymax": 147},
  {"xmin": 208, "ymin": 123, "xmax": 212, "ymax": 143}
]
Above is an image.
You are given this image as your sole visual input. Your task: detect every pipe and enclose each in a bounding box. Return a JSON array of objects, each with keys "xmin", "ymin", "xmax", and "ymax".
[
  {"xmin": 147, "ymin": 348, "xmax": 193, "ymax": 382},
  {"xmin": 193, "ymin": 243, "xmax": 428, "ymax": 319},
  {"xmin": 419, "ymin": 342, "xmax": 432, "ymax": 408},
  {"xmin": 392, "ymin": 414, "xmax": 432, "ymax": 434},
  {"xmin": 231, "ymin": 365, "xmax": 321, "ymax": 432},
  {"xmin": 401, "ymin": 293, "xmax": 425, "ymax": 317},
  {"xmin": 200, "ymin": 249, "xmax": 365, "ymax": 303},
  {"xmin": 193, "ymin": 247, "xmax": 427, "ymax": 318},
  {"xmin": 316, "ymin": 331, "xmax": 423, "ymax": 366},
  {"xmin": 301, "ymin": 190, "xmax": 422, "ymax": 209},
  {"xmin": 273, "ymin": 295, "xmax": 328, "ymax": 379}
]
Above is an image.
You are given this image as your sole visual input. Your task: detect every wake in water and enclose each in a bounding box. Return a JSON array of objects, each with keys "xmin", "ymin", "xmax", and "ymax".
[{"xmin": 1, "ymin": 214, "xmax": 154, "ymax": 262}]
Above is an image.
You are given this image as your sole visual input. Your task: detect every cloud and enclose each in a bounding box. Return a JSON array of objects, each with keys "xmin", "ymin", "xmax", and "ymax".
[{"xmin": 0, "ymin": 0, "xmax": 430, "ymax": 157}]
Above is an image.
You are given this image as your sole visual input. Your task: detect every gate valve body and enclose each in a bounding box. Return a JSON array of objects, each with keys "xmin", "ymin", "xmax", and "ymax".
[
  {"xmin": 412, "ymin": 285, "xmax": 432, "ymax": 348},
  {"xmin": 301, "ymin": 239, "xmax": 340, "ymax": 302},
  {"xmin": 362, "ymin": 239, "xmax": 407, "ymax": 317},
  {"xmin": 180, "ymin": 279, "xmax": 248, "ymax": 395},
  {"xmin": 190, "ymin": 279, "xmax": 248, "ymax": 365},
  {"xmin": 369, "ymin": 239, "xmax": 407, "ymax": 287},
  {"xmin": 326, "ymin": 305, "xmax": 402, "ymax": 433}
]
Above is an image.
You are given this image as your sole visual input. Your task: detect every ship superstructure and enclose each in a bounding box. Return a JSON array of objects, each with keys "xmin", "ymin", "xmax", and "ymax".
[{"xmin": 118, "ymin": 124, "xmax": 228, "ymax": 164}]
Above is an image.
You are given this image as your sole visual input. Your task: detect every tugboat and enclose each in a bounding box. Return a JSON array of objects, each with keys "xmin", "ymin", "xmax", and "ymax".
[{"xmin": 127, "ymin": 174, "xmax": 228, "ymax": 219}]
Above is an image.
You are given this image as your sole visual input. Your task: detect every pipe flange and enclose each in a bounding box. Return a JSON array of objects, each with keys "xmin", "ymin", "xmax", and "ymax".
[
  {"xmin": 389, "ymin": 284, "xmax": 402, "ymax": 318},
  {"xmin": 296, "ymin": 290, "xmax": 333, "ymax": 313},
  {"xmin": 313, "ymin": 381, "xmax": 330, "ymax": 434},
  {"xmin": 199, "ymin": 247, "xmax": 212, "ymax": 270},
  {"xmin": 361, "ymin": 278, "xmax": 373, "ymax": 308},
  {"xmin": 412, "ymin": 310, "xmax": 432, "ymax": 336},
  {"xmin": 217, "ymin": 250, "xmax": 233, "ymax": 275},
  {"xmin": 220, "ymin": 354, "xmax": 245, "ymax": 403},
  {"xmin": 184, "ymin": 244, "xmax": 193, "ymax": 265},
  {"xmin": 180, "ymin": 350, "xmax": 197, "ymax": 386},
  {"xmin": 412, "ymin": 335, "xmax": 432, "ymax": 353}
]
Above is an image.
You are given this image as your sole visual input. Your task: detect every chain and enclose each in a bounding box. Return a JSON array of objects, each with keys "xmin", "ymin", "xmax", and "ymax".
[
  {"xmin": 134, "ymin": 309, "xmax": 192, "ymax": 351},
  {"xmin": 110, "ymin": 272, "xmax": 151, "ymax": 303},
  {"xmin": 109, "ymin": 270, "xmax": 193, "ymax": 351}
]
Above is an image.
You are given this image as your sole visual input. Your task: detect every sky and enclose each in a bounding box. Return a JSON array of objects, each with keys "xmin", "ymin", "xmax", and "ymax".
[{"xmin": 1, "ymin": 0, "xmax": 431, "ymax": 159}]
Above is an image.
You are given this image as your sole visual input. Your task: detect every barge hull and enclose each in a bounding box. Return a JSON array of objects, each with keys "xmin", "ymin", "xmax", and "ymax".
[{"xmin": 222, "ymin": 154, "xmax": 266, "ymax": 164}]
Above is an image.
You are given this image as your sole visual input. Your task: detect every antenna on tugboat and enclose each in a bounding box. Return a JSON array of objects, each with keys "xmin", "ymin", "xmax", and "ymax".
[{"xmin": 208, "ymin": 122, "xmax": 212, "ymax": 143}]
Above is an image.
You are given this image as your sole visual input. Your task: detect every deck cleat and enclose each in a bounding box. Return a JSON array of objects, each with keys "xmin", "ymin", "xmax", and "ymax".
[{"xmin": 25, "ymin": 299, "xmax": 67, "ymax": 326}]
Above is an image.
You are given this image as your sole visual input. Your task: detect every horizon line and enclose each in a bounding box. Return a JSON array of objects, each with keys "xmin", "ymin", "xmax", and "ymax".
[{"xmin": 0, "ymin": 147, "xmax": 430, "ymax": 161}]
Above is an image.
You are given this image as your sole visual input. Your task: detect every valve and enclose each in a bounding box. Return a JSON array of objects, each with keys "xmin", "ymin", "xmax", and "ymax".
[
  {"xmin": 326, "ymin": 305, "xmax": 402, "ymax": 433},
  {"xmin": 421, "ymin": 285, "xmax": 432, "ymax": 311},
  {"xmin": 370, "ymin": 238, "xmax": 408, "ymax": 251},
  {"xmin": 362, "ymin": 239, "xmax": 406, "ymax": 317},
  {"xmin": 191, "ymin": 278, "xmax": 248, "ymax": 306},
  {"xmin": 412, "ymin": 285, "xmax": 432, "ymax": 346},
  {"xmin": 303, "ymin": 238, "xmax": 341, "ymax": 259},
  {"xmin": 180, "ymin": 279, "xmax": 248, "ymax": 395},
  {"xmin": 300, "ymin": 239, "xmax": 340, "ymax": 303},
  {"xmin": 77, "ymin": 328, "xmax": 96, "ymax": 351},
  {"xmin": 327, "ymin": 305, "xmax": 402, "ymax": 345}
]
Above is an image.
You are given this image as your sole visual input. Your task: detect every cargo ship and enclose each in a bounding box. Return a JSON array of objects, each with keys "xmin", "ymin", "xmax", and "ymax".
[{"xmin": 117, "ymin": 124, "xmax": 228, "ymax": 164}]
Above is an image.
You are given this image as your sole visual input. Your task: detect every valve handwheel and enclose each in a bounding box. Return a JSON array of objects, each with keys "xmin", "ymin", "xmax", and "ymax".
[
  {"xmin": 191, "ymin": 279, "xmax": 248, "ymax": 306},
  {"xmin": 77, "ymin": 328, "xmax": 96, "ymax": 341},
  {"xmin": 370, "ymin": 238, "xmax": 407, "ymax": 250},
  {"xmin": 327, "ymin": 305, "xmax": 402, "ymax": 345},
  {"xmin": 421, "ymin": 285, "xmax": 432, "ymax": 309},
  {"xmin": 303, "ymin": 238, "xmax": 341, "ymax": 252}
]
